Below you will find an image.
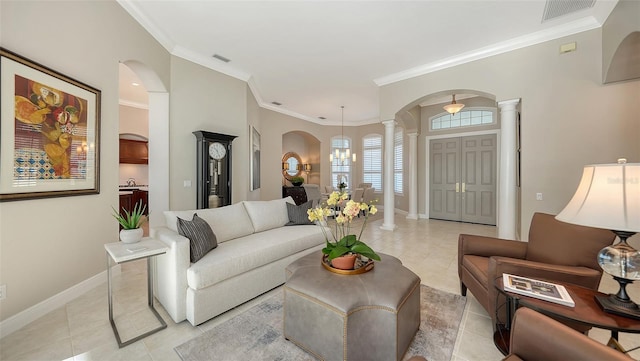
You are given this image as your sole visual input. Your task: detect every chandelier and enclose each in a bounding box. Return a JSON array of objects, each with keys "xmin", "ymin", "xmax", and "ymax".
[
  {"xmin": 330, "ymin": 106, "xmax": 356, "ymax": 164},
  {"xmin": 443, "ymin": 94, "xmax": 465, "ymax": 114}
]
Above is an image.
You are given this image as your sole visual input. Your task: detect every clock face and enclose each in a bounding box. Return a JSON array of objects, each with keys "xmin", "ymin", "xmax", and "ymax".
[{"xmin": 209, "ymin": 142, "xmax": 227, "ymax": 160}]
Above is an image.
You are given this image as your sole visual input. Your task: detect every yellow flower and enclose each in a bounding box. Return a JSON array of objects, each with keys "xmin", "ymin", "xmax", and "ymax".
[{"xmin": 369, "ymin": 205, "xmax": 377, "ymax": 215}]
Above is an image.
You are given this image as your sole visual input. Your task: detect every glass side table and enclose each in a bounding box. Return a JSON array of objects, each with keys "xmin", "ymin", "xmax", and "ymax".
[{"xmin": 105, "ymin": 238, "xmax": 168, "ymax": 348}]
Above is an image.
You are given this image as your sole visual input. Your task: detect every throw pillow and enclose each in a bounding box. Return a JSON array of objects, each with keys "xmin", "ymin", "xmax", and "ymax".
[
  {"xmin": 177, "ymin": 213, "xmax": 218, "ymax": 263},
  {"xmin": 286, "ymin": 200, "xmax": 314, "ymax": 225}
]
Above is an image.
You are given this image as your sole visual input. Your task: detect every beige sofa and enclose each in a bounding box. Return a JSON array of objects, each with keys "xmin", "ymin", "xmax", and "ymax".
[{"xmin": 151, "ymin": 197, "xmax": 325, "ymax": 325}]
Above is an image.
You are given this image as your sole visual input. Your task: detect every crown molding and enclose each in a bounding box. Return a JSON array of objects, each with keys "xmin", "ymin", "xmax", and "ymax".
[
  {"xmin": 374, "ymin": 16, "xmax": 602, "ymax": 86},
  {"xmin": 119, "ymin": 99, "xmax": 149, "ymax": 110},
  {"xmin": 116, "ymin": 0, "xmax": 176, "ymax": 52}
]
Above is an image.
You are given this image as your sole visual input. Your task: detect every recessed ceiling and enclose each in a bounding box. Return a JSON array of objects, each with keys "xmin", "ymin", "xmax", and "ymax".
[{"xmin": 117, "ymin": 0, "xmax": 617, "ymax": 125}]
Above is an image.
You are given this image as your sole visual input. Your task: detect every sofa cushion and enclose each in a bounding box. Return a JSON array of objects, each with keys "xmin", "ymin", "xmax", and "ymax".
[
  {"xmin": 177, "ymin": 213, "xmax": 217, "ymax": 263},
  {"xmin": 186, "ymin": 225, "xmax": 325, "ymax": 290},
  {"xmin": 243, "ymin": 197, "xmax": 294, "ymax": 232},
  {"xmin": 164, "ymin": 202, "xmax": 255, "ymax": 243},
  {"xmin": 286, "ymin": 200, "xmax": 314, "ymax": 225}
]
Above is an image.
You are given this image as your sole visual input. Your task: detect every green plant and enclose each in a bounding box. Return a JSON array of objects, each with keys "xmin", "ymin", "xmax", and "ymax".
[
  {"xmin": 307, "ymin": 191, "xmax": 381, "ymax": 261},
  {"xmin": 290, "ymin": 176, "xmax": 304, "ymax": 184},
  {"xmin": 112, "ymin": 200, "xmax": 147, "ymax": 229}
]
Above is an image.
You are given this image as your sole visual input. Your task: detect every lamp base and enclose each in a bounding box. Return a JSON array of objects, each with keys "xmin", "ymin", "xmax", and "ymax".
[{"xmin": 595, "ymin": 294, "xmax": 640, "ymax": 320}]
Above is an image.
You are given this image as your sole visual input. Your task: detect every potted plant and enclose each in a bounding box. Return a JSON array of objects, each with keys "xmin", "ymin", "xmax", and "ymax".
[
  {"xmin": 112, "ymin": 200, "xmax": 147, "ymax": 243},
  {"xmin": 307, "ymin": 191, "xmax": 381, "ymax": 270},
  {"xmin": 290, "ymin": 176, "xmax": 304, "ymax": 186}
]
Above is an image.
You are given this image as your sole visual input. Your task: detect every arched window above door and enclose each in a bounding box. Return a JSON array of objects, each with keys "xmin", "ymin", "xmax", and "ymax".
[{"xmin": 430, "ymin": 108, "xmax": 495, "ymax": 131}]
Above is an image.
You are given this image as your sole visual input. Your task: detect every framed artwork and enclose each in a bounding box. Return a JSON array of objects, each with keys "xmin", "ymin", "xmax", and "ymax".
[
  {"xmin": 251, "ymin": 126, "xmax": 260, "ymax": 190},
  {"xmin": 0, "ymin": 48, "xmax": 101, "ymax": 201}
]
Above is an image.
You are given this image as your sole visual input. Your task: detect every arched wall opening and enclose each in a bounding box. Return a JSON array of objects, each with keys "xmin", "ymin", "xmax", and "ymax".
[
  {"xmin": 389, "ymin": 89, "xmax": 519, "ymax": 238},
  {"xmin": 120, "ymin": 60, "xmax": 169, "ymax": 228},
  {"xmin": 282, "ymin": 131, "xmax": 321, "ymax": 186}
]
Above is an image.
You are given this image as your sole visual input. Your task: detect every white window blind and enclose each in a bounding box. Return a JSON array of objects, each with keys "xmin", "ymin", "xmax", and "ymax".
[
  {"xmin": 362, "ymin": 134, "xmax": 382, "ymax": 191},
  {"xmin": 331, "ymin": 136, "xmax": 352, "ymax": 189},
  {"xmin": 394, "ymin": 129, "xmax": 403, "ymax": 194}
]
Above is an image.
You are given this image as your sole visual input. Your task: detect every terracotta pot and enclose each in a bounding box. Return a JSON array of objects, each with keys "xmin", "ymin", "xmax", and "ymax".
[{"xmin": 331, "ymin": 254, "xmax": 357, "ymax": 270}]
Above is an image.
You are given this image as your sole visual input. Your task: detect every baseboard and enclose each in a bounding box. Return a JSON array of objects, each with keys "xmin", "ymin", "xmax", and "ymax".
[
  {"xmin": 0, "ymin": 265, "xmax": 121, "ymax": 339},
  {"xmin": 419, "ymin": 213, "xmax": 429, "ymax": 219}
]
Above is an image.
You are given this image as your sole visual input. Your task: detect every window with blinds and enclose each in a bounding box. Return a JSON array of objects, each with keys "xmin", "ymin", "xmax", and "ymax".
[
  {"xmin": 331, "ymin": 136, "xmax": 352, "ymax": 189},
  {"xmin": 394, "ymin": 128, "xmax": 403, "ymax": 194},
  {"xmin": 362, "ymin": 134, "xmax": 382, "ymax": 191}
]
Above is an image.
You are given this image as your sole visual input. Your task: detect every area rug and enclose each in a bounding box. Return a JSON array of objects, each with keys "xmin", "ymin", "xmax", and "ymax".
[{"xmin": 175, "ymin": 284, "xmax": 466, "ymax": 361}]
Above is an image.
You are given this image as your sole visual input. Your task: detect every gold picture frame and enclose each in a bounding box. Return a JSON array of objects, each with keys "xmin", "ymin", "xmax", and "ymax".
[{"xmin": 0, "ymin": 48, "xmax": 101, "ymax": 201}]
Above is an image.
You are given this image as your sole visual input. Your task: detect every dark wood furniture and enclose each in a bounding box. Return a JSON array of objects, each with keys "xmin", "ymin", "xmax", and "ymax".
[
  {"xmin": 193, "ymin": 131, "xmax": 237, "ymax": 209},
  {"xmin": 119, "ymin": 139, "xmax": 148, "ymax": 164},
  {"xmin": 282, "ymin": 186, "xmax": 307, "ymax": 205},
  {"xmin": 118, "ymin": 190, "xmax": 148, "ymax": 216},
  {"xmin": 494, "ymin": 277, "xmax": 640, "ymax": 355}
]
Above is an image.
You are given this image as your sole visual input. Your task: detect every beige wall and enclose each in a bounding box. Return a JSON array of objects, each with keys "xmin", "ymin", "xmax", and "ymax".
[
  {"xmin": 0, "ymin": 0, "xmax": 170, "ymax": 321},
  {"xmin": 168, "ymin": 56, "xmax": 249, "ymax": 211},
  {"xmin": 380, "ymin": 28, "xmax": 640, "ymax": 239}
]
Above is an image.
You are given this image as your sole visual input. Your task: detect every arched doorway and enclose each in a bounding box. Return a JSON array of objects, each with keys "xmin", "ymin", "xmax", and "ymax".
[
  {"xmin": 391, "ymin": 90, "xmax": 519, "ymax": 238},
  {"xmin": 119, "ymin": 60, "xmax": 169, "ymax": 228}
]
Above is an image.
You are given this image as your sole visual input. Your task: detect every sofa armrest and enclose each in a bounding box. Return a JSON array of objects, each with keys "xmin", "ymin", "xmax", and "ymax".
[
  {"xmin": 151, "ymin": 226, "xmax": 190, "ymax": 323},
  {"xmin": 507, "ymin": 308, "xmax": 632, "ymax": 361}
]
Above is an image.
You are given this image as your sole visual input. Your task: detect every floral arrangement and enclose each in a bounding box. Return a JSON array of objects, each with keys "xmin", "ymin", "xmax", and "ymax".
[
  {"xmin": 307, "ymin": 191, "xmax": 381, "ymax": 262},
  {"xmin": 112, "ymin": 200, "xmax": 147, "ymax": 230}
]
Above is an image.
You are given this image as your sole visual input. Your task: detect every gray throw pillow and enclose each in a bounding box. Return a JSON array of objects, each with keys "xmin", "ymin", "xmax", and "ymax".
[
  {"xmin": 177, "ymin": 213, "xmax": 217, "ymax": 263},
  {"xmin": 286, "ymin": 200, "xmax": 314, "ymax": 225}
]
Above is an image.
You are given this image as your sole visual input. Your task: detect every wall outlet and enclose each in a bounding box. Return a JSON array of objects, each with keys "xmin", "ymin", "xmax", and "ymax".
[
  {"xmin": 536, "ymin": 193, "xmax": 543, "ymax": 201},
  {"xmin": 0, "ymin": 284, "xmax": 6, "ymax": 300},
  {"xmin": 183, "ymin": 180, "xmax": 192, "ymax": 188}
]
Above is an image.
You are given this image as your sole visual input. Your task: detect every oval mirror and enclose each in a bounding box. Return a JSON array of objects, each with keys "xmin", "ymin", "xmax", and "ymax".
[{"xmin": 282, "ymin": 152, "xmax": 302, "ymax": 180}]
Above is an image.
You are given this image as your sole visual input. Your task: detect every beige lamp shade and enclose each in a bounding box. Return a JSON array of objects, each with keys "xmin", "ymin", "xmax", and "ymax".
[{"xmin": 556, "ymin": 160, "xmax": 640, "ymax": 233}]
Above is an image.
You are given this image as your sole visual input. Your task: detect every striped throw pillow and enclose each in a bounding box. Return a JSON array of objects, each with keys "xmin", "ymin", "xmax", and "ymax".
[
  {"xmin": 177, "ymin": 213, "xmax": 217, "ymax": 263},
  {"xmin": 286, "ymin": 200, "xmax": 314, "ymax": 225}
]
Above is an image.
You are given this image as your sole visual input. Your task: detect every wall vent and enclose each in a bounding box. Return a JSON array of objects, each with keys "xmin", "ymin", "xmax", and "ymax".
[{"xmin": 542, "ymin": 0, "xmax": 595, "ymax": 22}]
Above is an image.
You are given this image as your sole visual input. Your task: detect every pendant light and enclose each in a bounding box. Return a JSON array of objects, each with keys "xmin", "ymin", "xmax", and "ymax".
[
  {"xmin": 329, "ymin": 106, "xmax": 356, "ymax": 164},
  {"xmin": 443, "ymin": 94, "xmax": 465, "ymax": 114}
]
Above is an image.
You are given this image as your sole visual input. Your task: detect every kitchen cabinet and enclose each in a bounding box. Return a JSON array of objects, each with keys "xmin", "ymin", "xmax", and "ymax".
[
  {"xmin": 118, "ymin": 190, "xmax": 148, "ymax": 215},
  {"xmin": 119, "ymin": 139, "xmax": 148, "ymax": 164}
]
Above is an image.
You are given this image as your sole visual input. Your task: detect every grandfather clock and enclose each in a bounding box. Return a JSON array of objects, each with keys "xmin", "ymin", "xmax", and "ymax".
[{"xmin": 193, "ymin": 131, "xmax": 237, "ymax": 209}]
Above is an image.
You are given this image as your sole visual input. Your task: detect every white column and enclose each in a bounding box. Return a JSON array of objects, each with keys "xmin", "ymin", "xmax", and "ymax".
[
  {"xmin": 381, "ymin": 120, "xmax": 397, "ymax": 231},
  {"xmin": 497, "ymin": 99, "xmax": 520, "ymax": 239},
  {"xmin": 148, "ymin": 92, "xmax": 170, "ymax": 228},
  {"xmin": 406, "ymin": 132, "xmax": 419, "ymax": 220}
]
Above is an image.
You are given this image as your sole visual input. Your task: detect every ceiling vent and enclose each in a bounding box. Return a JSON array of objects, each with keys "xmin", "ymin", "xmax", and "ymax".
[
  {"xmin": 212, "ymin": 54, "xmax": 230, "ymax": 63},
  {"xmin": 542, "ymin": 0, "xmax": 595, "ymax": 22},
  {"xmin": 271, "ymin": 101, "xmax": 282, "ymax": 106}
]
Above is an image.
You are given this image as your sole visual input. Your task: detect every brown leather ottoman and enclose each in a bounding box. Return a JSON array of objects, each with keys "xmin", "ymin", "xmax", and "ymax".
[{"xmin": 284, "ymin": 251, "xmax": 421, "ymax": 361}]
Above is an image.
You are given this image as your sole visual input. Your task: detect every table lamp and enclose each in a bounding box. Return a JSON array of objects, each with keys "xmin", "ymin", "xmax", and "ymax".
[{"xmin": 556, "ymin": 158, "xmax": 640, "ymax": 320}]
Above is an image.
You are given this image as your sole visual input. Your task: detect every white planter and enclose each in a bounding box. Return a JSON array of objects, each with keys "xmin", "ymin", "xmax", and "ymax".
[{"xmin": 120, "ymin": 228, "xmax": 143, "ymax": 243}]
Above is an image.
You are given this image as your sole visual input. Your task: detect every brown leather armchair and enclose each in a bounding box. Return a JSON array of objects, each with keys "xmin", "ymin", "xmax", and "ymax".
[
  {"xmin": 458, "ymin": 212, "xmax": 615, "ymax": 328},
  {"xmin": 503, "ymin": 307, "xmax": 631, "ymax": 361}
]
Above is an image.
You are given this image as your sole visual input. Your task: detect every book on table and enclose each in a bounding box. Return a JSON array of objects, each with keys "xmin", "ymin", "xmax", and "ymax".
[{"xmin": 502, "ymin": 273, "xmax": 575, "ymax": 307}]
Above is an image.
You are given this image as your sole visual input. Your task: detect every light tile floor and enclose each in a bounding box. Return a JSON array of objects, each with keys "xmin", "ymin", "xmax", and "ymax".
[{"xmin": 1, "ymin": 214, "xmax": 639, "ymax": 361}]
